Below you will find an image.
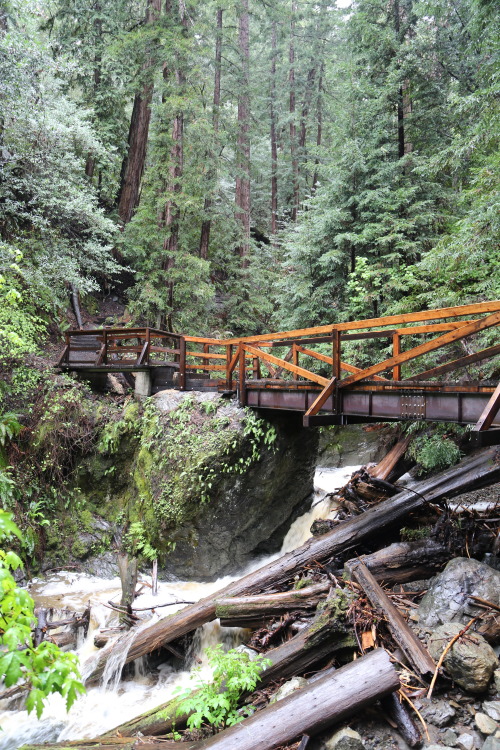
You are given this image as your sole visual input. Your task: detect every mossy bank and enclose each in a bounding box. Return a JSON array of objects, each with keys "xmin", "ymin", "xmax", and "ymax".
[{"xmin": 54, "ymin": 390, "xmax": 318, "ymax": 580}]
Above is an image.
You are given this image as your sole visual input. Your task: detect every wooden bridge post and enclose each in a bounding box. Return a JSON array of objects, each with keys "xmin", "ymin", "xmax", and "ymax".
[
  {"xmin": 238, "ymin": 344, "xmax": 246, "ymax": 406},
  {"xmin": 226, "ymin": 345, "xmax": 233, "ymax": 390},
  {"xmin": 103, "ymin": 329, "xmax": 108, "ymax": 365},
  {"xmin": 292, "ymin": 343, "xmax": 298, "ymax": 368},
  {"xmin": 179, "ymin": 336, "xmax": 186, "ymax": 390},
  {"xmin": 392, "ymin": 333, "xmax": 401, "ymax": 381},
  {"xmin": 146, "ymin": 328, "xmax": 151, "ymax": 365},
  {"xmin": 332, "ymin": 329, "xmax": 341, "ymax": 381}
]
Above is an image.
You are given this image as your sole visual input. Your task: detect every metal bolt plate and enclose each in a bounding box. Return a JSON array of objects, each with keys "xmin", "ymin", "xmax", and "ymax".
[{"xmin": 401, "ymin": 393, "xmax": 426, "ymax": 420}]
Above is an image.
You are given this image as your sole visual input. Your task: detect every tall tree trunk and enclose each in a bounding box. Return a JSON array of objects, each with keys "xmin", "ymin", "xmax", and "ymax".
[
  {"xmin": 199, "ymin": 7, "xmax": 223, "ymax": 261},
  {"xmin": 270, "ymin": 22, "xmax": 278, "ymax": 237},
  {"xmin": 298, "ymin": 67, "xmax": 316, "ymax": 153},
  {"xmin": 311, "ymin": 62, "xmax": 324, "ymax": 192},
  {"xmin": 117, "ymin": 0, "xmax": 161, "ymax": 225},
  {"xmin": 289, "ymin": 1, "xmax": 299, "ymax": 221},
  {"xmin": 235, "ymin": 0, "xmax": 250, "ymax": 261},
  {"xmin": 161, "ymin": 3, "xmax": 187, "ymax": 330}
]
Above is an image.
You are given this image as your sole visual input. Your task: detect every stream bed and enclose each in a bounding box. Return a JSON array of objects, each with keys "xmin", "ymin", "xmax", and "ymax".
[{"xmin": 0, "ymin": 465, "xmax": 359, "ymax": 749}]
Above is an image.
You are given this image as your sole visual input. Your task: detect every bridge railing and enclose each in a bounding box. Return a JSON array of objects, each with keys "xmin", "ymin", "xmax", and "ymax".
[
  {"xmin": 182, "ymin": 302, "xmax": 500, "ymax": 407},
  {"xmin": 60, "ymin": 328, "xmax": 183, "ymax": 373}
]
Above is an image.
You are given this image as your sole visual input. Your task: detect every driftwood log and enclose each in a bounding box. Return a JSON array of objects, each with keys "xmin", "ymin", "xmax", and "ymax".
[
  {"xmin": 381, "ymin": 692, "xmax": 422, "ymax": 748},
  {"xmin": 215, "ymin": 582, "xmax": 329, "ymax": 628},
  {"xmin": 85, "ymin": 448, "xmax": 500, "ymax": 683},
  {"xmin": 351, "ymin": 561, "xmax": 435, "ymax": 677},
  {"xmin": 345, "ymin": 538, "xmax": 449, "ymax": 585}
]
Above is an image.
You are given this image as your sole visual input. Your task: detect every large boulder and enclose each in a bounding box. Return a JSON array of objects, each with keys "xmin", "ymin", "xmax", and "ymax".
[
  {"xmin": 427, "ymin": 623, "xmax": 498, "ymax": 693},
  {"xmin": 75, "ymin": 392, "xmax": 319, "ymax": 580},
  {"xmin": 418, "ymin": 558, "xmax": 500, "ymax": 639}
]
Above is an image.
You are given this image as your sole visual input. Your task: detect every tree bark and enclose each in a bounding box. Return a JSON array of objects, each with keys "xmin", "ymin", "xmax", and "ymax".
[
  {"xmin": 235, "ymin": 0, "xmax": 250, "ymax": 261},
  {"xmin": 311, "ymin": 62, "xmax": 323, "ymax": 192},
  {"xmin": 117, "ymin": 0, "xmax": 161, "ymax": 225},
  {"xmin": 289, "ymin": 1, "xmax": 299, "ymax": 221},
  {"xmin": 215, "ymin": 582, "xmax": 328, "ymax": 628},
  {"xmin": 270, "ymin": 22, "xmax": 278, "ymax": 237},
  {"xmin": 351, "ymin": 560, "xmax": 435, "ymax": 676},
  {"xmin": 199, "ymin": 7, "xmax": 223, "ymax": 260},
  {"xmin": 345, "ymin": 539, "xmax": 449, "ymax": 585},
  {"xmin": 84, "ymin": 448, "xmax": 500, "ymax": 683}
]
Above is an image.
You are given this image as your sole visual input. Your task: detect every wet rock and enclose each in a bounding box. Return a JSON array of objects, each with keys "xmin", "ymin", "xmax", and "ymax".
[
  {"xmin": 481, "ymin": 738, "xmax": 500, "ymax": 750},
  {"xmin": 311, "ymin": 519, "xmax": 336, "ymax": 536},
  {"xmin": 493, "ymin": 670, "xmax": 500, "ymax": 693},
  {"xmin": 418, "ymin": 559, "xmax": 500, "ymax": 636},
  {"xmin": 270, "ymin": 676, "xmax": 308, "ymax": 703},
  {"xmin": 456, "ymin": 733, "xmax": 475, "ymax": 750},
  {"xmin": 420, "ymin": 698, "xmax": 457, "ymax": 727},
  {"xmin": 324, "ymin": 727, "xmax": 365, "ymax": 750},
  {"xmin": 442, "ymin": 729, "xmax": 458, "ymax": 746},
  {"xmin": 475, "ymin": 713, "xmax": 498, "ymax": 735},
  {"xmin": 483, "ymin": 703, "xmax": 500, "ymax": 722},
  {"xmin": 428, "ymin": 623, "xmax": 498, "ymax": 693},
  {"xmin": 424, "ymin": 745, "xmax": 455, "ymax": 750}
]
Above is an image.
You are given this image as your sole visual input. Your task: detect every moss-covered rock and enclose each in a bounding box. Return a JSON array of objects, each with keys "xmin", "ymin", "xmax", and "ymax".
[{"xmin": 74, "ymin": 391, "xmax": 318, "ymax": 580}]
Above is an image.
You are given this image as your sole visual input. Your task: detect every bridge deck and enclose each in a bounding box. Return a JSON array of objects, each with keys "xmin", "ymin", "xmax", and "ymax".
[{"xmin": 57, "ymin": 301, "xmax": 500, "ymax": 433}]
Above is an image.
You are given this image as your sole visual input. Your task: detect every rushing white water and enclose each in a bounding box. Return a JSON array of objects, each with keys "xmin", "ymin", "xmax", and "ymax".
[{"xmin": 0, "ymin": 465, "xmax": 359, "ymax": 748}]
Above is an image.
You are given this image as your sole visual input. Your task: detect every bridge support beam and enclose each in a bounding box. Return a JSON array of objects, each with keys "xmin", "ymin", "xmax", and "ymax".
[{"xmin": 135, "ymin": 370, "xmax": 152, "ymax": 398}]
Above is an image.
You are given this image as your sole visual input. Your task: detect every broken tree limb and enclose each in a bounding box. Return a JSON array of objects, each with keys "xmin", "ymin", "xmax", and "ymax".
[
  {"xmin": 345, "ymin": 539, "xmax": 449, "ymax": 585},
  {"xmin": 215, "ymin": 582, "xmax": 329, "ymax": 628},
  {"xmin": 351, "ymin": 561, "xmax": 435, "ymax": 677},
  {"xmin": 85, "ymin": 448, "xmax": 500, "ymax": 683},
  {"xmin": 381, "ymin": 692, "xmax": 422, "ymax": 748},
  {"xmin": 368, "ymin": 437, "xmax": 411, "ymax": 481},
  {"xmin": 19, "ymin": 740, "xmax": 199, "ymax": 750}
]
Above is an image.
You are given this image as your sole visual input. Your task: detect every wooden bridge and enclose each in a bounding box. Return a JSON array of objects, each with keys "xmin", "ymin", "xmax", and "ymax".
[{"xmin": 57, "ymin": 301, "xmax": 500, "ymax": 438}]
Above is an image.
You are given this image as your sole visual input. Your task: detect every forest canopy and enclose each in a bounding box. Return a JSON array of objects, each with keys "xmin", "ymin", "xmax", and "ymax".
[{"xmin": 0, "ymin": 0, "xmax": 498, "ymax": 342}]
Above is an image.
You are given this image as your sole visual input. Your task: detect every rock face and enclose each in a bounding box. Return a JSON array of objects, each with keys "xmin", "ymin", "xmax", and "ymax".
[
  {"xmin": 317, "ymin": 424, "xmax": 391, "ymax": 468},
  {"xmin": 427, "ymin": 623, "xmax": 498, "ymax": 693},
  {"xmin": 418, "ymin": 558, "xmax": 500, "ymax": 631},
  {"xmin": 75, "ymin": 392, "xmax": 319, "ymax": 580}
]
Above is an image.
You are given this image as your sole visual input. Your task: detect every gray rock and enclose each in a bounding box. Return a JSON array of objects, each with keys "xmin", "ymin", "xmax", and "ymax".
[
  {"xmin": 442, "ymin": 729, "xmax": 458, "ymax": 746},
  {"xmin": 475, "ymin": 713, "xmax": 498, "ymax": 735},
  {"xmin": 418, "ymin": 559, "xmax": 500, "ymax": 629},
  {"xmin": 424, "ymin": 745, "xmax": 455, "ymax": 750},
  {"xmin": 456, "ymin": 733, "xmax": 475, "ymax": 750},
  {"xmin": 324, "ymin": 727, "xmax": 365, "ymax": 750},
  {"xmin": 494, "ymin": 669, "xmax": 500, "ymax": 693},
  {"xmin": 420, "ymin": 698, "xmax": 457, "ymax": 727},
  {"xmin": 481, "ymin": 738, "xmax": 500, "ymax": 750},
  {"xmin": 483, "ymin": 703, "xmax": 500, "ymax": 722},
  {"xmin": 270, "ymin": 676, "xmax": 308, "ymax": 704},
  {"xmin": 428, "ymin": 623, "xmax": 498, "ymax": 693},
  {"xmin": 317, "ymin": 424, "xmax": 390, "ymax": 468}
]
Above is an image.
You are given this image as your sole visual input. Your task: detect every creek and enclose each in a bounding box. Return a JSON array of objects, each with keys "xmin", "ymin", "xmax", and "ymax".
[{"xmin": 0, "ymin": 465, "xmax": 359, "ymax": 749}]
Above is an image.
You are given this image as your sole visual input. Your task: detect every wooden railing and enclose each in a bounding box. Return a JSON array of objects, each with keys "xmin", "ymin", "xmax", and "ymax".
[
  {"xmin": 58, "ymin": 328, "xmax": 185, "ymax": 385},
  {"xmin": 61, "ymin": 302, "xmax": 500, "ymax": 428}
]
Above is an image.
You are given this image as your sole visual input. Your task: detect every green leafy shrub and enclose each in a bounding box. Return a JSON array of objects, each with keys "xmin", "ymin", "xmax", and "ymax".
[
  {"xmin": 174, "ymin": 645, "xmax": 271, "ymax": 733},
  {"xmin": 0, "ymin": 510, "xmax": 85, "ymax": 718},
  {"xmin": 409, "ymin": 433, "xmax": 462, "ymax": 475}
]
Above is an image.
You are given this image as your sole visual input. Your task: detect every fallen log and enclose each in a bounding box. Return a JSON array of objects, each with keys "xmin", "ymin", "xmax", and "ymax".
[
  {"xmin": 85, "ymin": 448, "xmax": 500, "ymax": 683},
  {"xmin": 368, "ymin": 437, "xmax": 411, "ymax": 480},
  {"xmin": 351, "ymin": 561, "xmax": 435, "ymax": 677},
  {"xmin": 345, "ymin": 539, "xmax": 449, "ymax": 585},
  {"xmin": 143, "ymin": 649, "xmax": 400, "ymax": 750},
  {"xmin": 215, "ymin": 582, "xmax": 329, "ymax": 628},
  {"xmin": 19, "ymin": 740, "xmax": 198, "ymax": 750},
  {"xmin": 257, "ymin": 592, "xmax": 356, "ymax": 687}
]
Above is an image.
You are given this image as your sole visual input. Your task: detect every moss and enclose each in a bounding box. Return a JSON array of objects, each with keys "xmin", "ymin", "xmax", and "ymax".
[{"xmin": 293, "ymin": 577, "xmax": 313, "ymax": 590}]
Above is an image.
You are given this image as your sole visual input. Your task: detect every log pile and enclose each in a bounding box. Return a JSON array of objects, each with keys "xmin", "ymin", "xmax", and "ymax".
[{"xmin": 21, "ymin": 445, "xmax": 500, "ymax": 750}]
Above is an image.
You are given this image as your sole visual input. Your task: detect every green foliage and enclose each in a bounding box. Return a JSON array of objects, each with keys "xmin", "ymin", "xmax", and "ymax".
[
  {"xmin": 174, "ymin": 645, "xmax": 271, "ymax": 732},
  {"xmin": 124, "ymin": 521, "xmax": 159, "ymax": 562},
  {"xmin": 0, "ymin": 510, "xmax": 85, "ymax": 718},
  {"xmin": 408, "ymin": 425, "xmax": 463, "ymax": 475}
]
